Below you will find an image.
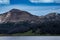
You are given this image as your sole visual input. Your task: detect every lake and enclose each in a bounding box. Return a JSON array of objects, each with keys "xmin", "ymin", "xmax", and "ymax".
[{"xmin": 0, "ymin": 36, "xmax": 60, "ymax": 40}]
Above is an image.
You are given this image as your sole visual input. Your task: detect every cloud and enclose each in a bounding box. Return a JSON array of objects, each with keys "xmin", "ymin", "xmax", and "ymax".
[
  {"xmin": 29, "ymin": 0, "xmax": 54, "ymax": 3},
  {"xmin": 55, "ymin": 0, "xmax": 60, "ymax": 3},
  {"xmin": 0, "ymin": 5, "xmax": 60, "ymax": 16},
  {"xmin": 29, "ymin": 0, "xmax": 60, "ymax": 3},
  {"xmin": 0, "ymin": 0, "xmax": 10, "ymax": 4}
]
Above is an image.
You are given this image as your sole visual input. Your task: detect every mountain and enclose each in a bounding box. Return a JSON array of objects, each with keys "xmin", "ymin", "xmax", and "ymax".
[
  {"xmin": 0, "ymin": 9, "xmax": 39, "ymax": 23},
  {"xmin": 37, "ymin": 13, "xmax": 60, "ymax": 34},
  {"xmin": 0, "ymin": 9, "xmax": 40, "ymax": 34},
  {"xmin": 0, "ymin": 9, "xmax": 60, "ymax": 34}
]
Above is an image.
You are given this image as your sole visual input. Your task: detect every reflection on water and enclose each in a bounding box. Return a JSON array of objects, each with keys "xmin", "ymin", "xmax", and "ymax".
[{"xmin": 0, "ymin": 36, "xmax": 60, "ymax": 40}]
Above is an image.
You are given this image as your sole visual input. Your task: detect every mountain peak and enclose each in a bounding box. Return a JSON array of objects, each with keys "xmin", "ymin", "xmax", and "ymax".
[
  {"xmin": 0, "ymin": 9, "xmax": 38, "ymax": 23},
  {"xmin": 45, "ymin": 12, "xmax": 58, "ymax": 17},
  {"xmin": 47, "ymin": 12, "xmax": 56, "ymax": 15},
  {"xmin": 9, "ymin": 9, "xmax": 22, "ymax": 13},
  {"xmin": 8, "ymin": 9, "xmax": 33, "ymax": 16}
]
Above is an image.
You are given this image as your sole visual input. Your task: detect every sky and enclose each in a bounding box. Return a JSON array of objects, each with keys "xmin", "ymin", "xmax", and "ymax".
[
  {"xmin": 0, "ymin": 0, "xmax": 60, "ymax": 16},
  {"xmin": 10, "ymin": 0, "xmax": 60, "ymax": 5}
]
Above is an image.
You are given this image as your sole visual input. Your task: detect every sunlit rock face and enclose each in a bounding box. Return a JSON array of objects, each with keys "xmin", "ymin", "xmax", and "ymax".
[{"xmin": 0, "ymin": 9, "xmax": 39, "ymax": 23}]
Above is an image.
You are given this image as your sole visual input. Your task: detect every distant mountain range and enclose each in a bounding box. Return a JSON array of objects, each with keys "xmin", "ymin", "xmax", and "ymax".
[{"xmin": 0, "ymin": 9, "xmax": 60, "ymax": 34}]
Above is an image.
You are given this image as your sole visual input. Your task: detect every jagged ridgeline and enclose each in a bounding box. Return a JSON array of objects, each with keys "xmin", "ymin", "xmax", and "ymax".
[{"xmin": 0, "ymin": 9, "xmax": 60, "ymax": 35}]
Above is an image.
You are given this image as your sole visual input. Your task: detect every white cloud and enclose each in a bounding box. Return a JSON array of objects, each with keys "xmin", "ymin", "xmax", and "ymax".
[
  {"xmin": 0, "ymin": 0, "xmax": 10, "ymax": 4},
  {"xmin": 29, "ymin": 0, "xmax": 54, "ymax": 3},
  {"xmin": 54, "ymin": 0, "xmax": 60, "ymax": 3}
]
